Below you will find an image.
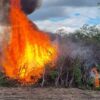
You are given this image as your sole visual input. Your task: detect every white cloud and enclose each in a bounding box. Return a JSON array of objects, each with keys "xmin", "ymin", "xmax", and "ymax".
[
  {"xmin": 34, "ymin": 16, "xmax": 87, "ymax": 33},
  {"xmin": 33, "ymin": 7, "xmax": 99, "ymax": 32},
  {"xmin": 29, "ymin": 0, "xmax": 99, "ymax": 33}
]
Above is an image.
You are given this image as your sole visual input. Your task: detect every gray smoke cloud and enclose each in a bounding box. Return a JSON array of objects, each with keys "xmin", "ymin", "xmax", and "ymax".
[
  {"xmin": 57, "ymin": 37, "xmax": 95, "ymax": 67},
  {"xmin": 0, "ymin": 0, "xmax": 10, "ymax": 54},
  {"xmin": 0, "ymin": 0, "xmax": 10, "ymax": 25}
]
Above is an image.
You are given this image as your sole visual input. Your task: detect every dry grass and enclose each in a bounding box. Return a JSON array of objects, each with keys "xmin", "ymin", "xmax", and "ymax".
[{"xmin": 0, "ymin": 87, "xmax": 100, "ymax": 100}]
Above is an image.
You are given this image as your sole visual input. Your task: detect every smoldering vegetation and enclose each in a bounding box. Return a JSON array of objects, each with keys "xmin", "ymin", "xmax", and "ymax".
[
  {"xmin": 58, "ymin": 38, "xmax": 94, "ymax": 65},
  {"xmin": 40, "ymin": 25, "xmax": 100, "ymax": 89},
  {"xmin": 49, "ymin": 25, "xmax": 100, "ymax": 66}
]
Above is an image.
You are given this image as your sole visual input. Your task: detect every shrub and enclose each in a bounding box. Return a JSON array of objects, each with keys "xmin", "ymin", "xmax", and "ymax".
[{"xmin": 73, "ymin": 66, "xmax": 82, "ymax": 87}]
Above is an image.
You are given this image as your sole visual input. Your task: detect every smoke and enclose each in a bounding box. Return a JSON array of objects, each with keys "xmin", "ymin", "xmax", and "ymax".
[
  {"xmin": 0, "ymin": 0, "xmax": 11, "ymax": 56},
  {"xmin": 21, "ymin": 0, "xmax": 42, "ymax": 14},
  {"xmin": 0, "ymin": 0, "xmax": 42, "ymax": 48},
  {"xmin": 0, "ymin": 0, "xmax": 10, "ymax": 25},
  {"xmin": 0, "ymin": 0, "xmax": 42, "ymax": 25},
  {"xmin": 57, "ymin": 37, "xmax": 95, "ymax": 66}
]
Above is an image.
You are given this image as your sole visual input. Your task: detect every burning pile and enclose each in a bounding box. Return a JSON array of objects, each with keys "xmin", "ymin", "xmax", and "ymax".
[{"xmin": 1, "ymin": 0, "xmax": 57, "ymax": 84}]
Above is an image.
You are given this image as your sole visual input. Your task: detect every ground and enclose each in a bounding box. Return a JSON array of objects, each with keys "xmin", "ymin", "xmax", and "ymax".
[{"xmin": 0, "ymin": 87, "xmax": 100, "ymax": 100}]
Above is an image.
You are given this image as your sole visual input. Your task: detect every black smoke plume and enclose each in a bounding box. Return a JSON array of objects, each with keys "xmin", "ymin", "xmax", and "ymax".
[
  {"xmin": 0, "ymin": 0, "xmax": 41, "ymax": 24},
  {"xmin": 21, "ymin": 0, "xmax": 41, "ymax": 14}
]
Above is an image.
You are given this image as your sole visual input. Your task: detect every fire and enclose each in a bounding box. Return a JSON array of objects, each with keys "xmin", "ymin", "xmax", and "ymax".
[
  {"xmin": 91, "ymin": 67, "xmax": 100, "ymax": 88},
  {"xmin": 2, "ymin": 0, "xmax": 57, "ymax": 84}
]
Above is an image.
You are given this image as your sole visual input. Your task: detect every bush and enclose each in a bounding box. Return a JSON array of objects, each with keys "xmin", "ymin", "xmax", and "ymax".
[
  {"xmin": 50, "ymin": 70, "xmax": 58, "ymax": 80},
  {"xmin": 73, "ymin": 66, "xmax": 82, "ymax": 87},
  {"xmin": 0, "ymin": 72, "xmax": 10, "ymax": 87},
  {"xmin": 0, "ymin": 72, "xmax": 19, "ymax": 87},
  {"xmin": 87, "ymin": 78, "xmax": 94, "ymax": 89}
]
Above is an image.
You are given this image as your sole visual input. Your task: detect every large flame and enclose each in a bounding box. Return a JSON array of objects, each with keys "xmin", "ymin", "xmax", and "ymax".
[{"xmin": 2, "ymin": 0, "xmax": 57, "ymax": 84}]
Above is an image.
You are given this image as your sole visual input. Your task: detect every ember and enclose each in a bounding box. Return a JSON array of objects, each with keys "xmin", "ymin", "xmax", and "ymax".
[{"xmin": 2, "ymin": 0, "xmax": 57, "ymax": 84}]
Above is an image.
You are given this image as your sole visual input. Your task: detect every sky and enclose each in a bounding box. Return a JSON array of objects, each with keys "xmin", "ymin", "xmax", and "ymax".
[{"xmin": 29, "ymin": 0, "xmax": 100, "ymax": 33}]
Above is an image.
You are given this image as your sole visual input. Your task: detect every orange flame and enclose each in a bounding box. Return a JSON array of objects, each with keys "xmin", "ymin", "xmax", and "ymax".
[
  {"xmin": 91, "ymin": 67, "xmax": 100, "ymax": 88},
  {"xmin": 2, "ymin": 0, "xmax": 57, "ymax": 84}
]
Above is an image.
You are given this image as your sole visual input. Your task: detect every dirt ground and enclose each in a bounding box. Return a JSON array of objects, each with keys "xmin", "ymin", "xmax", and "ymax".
[{"xmin": 0, "ymin": 87, "xmax": 100, "ymax": 100}]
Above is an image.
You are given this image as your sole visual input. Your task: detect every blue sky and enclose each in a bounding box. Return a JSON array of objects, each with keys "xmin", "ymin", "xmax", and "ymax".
[{"xmin": 29, "ymin": 0, "xmax": 100, "ymax": 32}]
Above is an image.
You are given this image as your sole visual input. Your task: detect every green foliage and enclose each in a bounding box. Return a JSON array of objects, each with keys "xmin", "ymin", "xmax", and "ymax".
[
  {"xmin": 97, "ymin": 64, "xmax": 100, "ymax": 72},
  {"xmin": 0, "ymin": 72, "xmax": 10, "ymax": 87},
  {"xmin": 50, "ymin": 70, "xmax": 58, "ymax": 80},
  {"xmin": 95, "ymin": 87, "xmax": 100, "ymax": 91},
  {"xmin": 0, "ymin": 72, "xmax": 19, "ymax": 87},
  {"xmin": 87, "ymin": 78, "xmax": 94, "ymax": 88},
  {"xmin": 74, "ymin": 25, "xmax": 100, "ymax": 43},
  {"xmin": 73, "ymin": 66, "xmax": 82, "ymax": 87}
]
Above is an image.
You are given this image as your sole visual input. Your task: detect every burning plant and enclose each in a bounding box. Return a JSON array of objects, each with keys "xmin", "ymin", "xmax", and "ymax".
[{"xmin": 0, "ymin": 0, "xmax": 57, "ymax": 85}]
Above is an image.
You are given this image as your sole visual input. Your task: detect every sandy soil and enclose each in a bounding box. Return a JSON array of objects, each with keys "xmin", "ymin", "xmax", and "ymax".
[{"xmin": 0, "ymin": 87, "xmax": 100, "ymax": 100}]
